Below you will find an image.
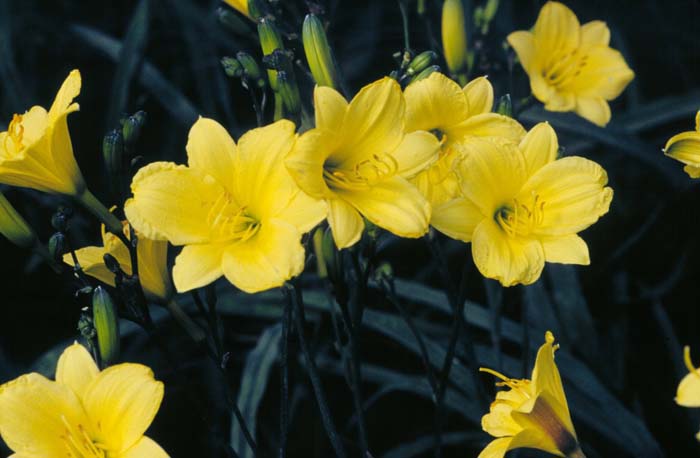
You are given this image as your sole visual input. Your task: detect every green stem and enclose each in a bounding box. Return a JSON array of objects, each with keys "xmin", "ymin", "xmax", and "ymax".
[
  {"xmin": 166, "ymin": 299, "xmax": 207, "ymax": 344},
  {"xmin": 75, "ymin": 188, "xmax": 122, "ymax": 236}
]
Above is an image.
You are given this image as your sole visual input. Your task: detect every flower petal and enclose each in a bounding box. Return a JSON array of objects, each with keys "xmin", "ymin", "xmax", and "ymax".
[
  {"xmin": 542, "ymin": 234, "xmax": 590, "ymax": 265},
  {"xmin": 83, "ymin": 364, "xmax": 164, "ymax": 452},
  {"xmin": 314, "ymin": 86, "xmax": 348, "ymax": 130},
  {"xmin": 519, "ymin": 122, "xmax": 558, "ymax": 176},
  {"xmin": 286, "ymin": 129, "xmax": 334, "ymax": 199},
  {"xmin": 64, "ymin": 246, "xmax": 119, "ymax": 287},
  {"xmin": 222, "ymin": 219, "xmax": 305, "ymax": 293},
  {"xmin": 186, "ymin": 117, "xmax": 236, "ymax": 192},
  {"xmin": 531, "ymin": 332, "xmax": 574, "ymax": 430},
  {"xmin": 521, "ymin": 156, "xmax": 613, "ymax": 236},
  {"xmin": 471, "ymin": 219, "xmax": 545, "ymax": 287},
  {"xmin": 327, "ymin": 198, "xmax": 365, "ymax": 249},
  {"xmin": 448, "ymin": 113, "xmax": 526, "ymax": 145},
  {"xmin": 507, "ymin": 31, "xmax": 536, "ymax": 74},
  {"xmin": 404, "ymin": 72, "xmax": 469, "ymax": 132},
  {"xmin": 477, "ymin": 437, "xmax": 512, "ymax": 458},
  {"xmin": 580, "ymin": 20, "xmax": 610, "ymax": 46},
  {"xmin": 575, "ymin": 97, "xmax": 611, "ymax": 127},
  {"xmin": 572, "ymin": 46, "xmax": 635, "ymax": 101},
  {"xmin": 431, "ymin": 197, "xmax": 483, "ymax": 242},
  {"xmin": 533, "ymin": 1, "xmax": 580, "ymax": 54},
  {"xmin": 125, "ymin": 162, "xmax": 222, "ymax": 245},
  {"xmin": 339, "ymin": 176, "xmax": 430, "ymax": 239},
  {"xmin": 510, "ymin": 390, "xmax": 578, "ymax": 456},
  {"xmin": 665, "ymin": 131, "xmax": 700, "ymax": 168},
  {"xmin": 463, "ymin": 77, "xmax": 494, "ymax": 116},
  {"xmin": 136, "ymin": 237, "xmax": 172, "ymax": 303},
  {"xmin": 392, "ymin": 130, "xmax": 441, "ymax": 178},
  {"xmin": 119, "ymin": 436, "xmax": 170, "ymax": 458},
  {"xmin": 172, "ymin": 243, "xmax": 226, "ymax": 293},
  {"xmin": 56, "ymin": 342, "xmax": 99, "ymax": 400},
  {"xmin": 48, "ymin": 70, "xmax": 81, "ymax": 120},
  {"xmin": 0, "ymin": 373, "xmax": 88, "ymax": 456}
]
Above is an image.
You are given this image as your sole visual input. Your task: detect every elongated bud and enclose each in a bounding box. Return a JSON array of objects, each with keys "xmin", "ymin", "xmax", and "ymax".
[
  {"xmin": 302, "ymin": 14, "xmax": 341, "ymax": 88},
  {"xmin": 442, "ymin": 0, "xmax": 468, "ymax": 83},
  {"xmin": 122, "ymin": 111, "xmax": 147, "ymax": 146},
  {"xmin": 277, "ymin": 70, "xmax": 301, "ymax": 117},
  {"xmin": 312, "ymin": 227, "xmax": 328, "ymax": 278},
  {"xmin": 221, "ymin": 56, "xmax": 243, "ymax": 78},
  {"xmin": 247, "ymin": 0, "xmax": 264, "ymax": 20},
  {"xmin": 236, "ymin": 52, "xmax": 266, "ymax": 88},
  {"xmin": 92, "ymin": 286, "xmax": 120, "ymax": 366},
  {"xmin": 406, "ymin": 50, "xmax": 437, "ymax": 76},
  {"xmin": 103, "ymin": 253, "xmax": 122, "ymax": 274},
  {"xmin": 0, "ymin": 193, "xmax": 36, "ymax": 248},
  {"xmin": 410, "ymin": 65, "xmax": 440, "ymax": 84},
  {"xmin": 496, "ymin": 94, "xmax": 512, "ymax": 117},
  {"xmin": 321, "ymin": 227, "xmax": 340, "ymax": 283},
  {"xmin": 103, "ymin": 129, "xmax": 126, "ymax": 200},
  {"xmin": 258, "ymin": 18, "xmax": 284, "ymax": 90},
  {"xmin": 48, "ymin": 233, "xmax": 67, "ymax": 262},
  {"xmin": 217, "ymin": 7, "xmax": 251, "ymax": 35}
]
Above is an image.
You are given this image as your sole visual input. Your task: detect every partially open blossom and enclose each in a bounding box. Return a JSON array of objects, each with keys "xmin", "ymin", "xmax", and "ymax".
[
  {"xmin": 404, "ymin": 72, "xmax": 525, "ymax": 207},
  {"xmin": 0, "ymin": 192, "xmax": 36, "ymax": 248},
  {"xmin": 432, "ymin": 122, "xmax": 612, "ymax": 286},
  {"xmin": 0, "ymin": 342, "xmax": 168, "ymax": 457},
  {"xmin": 479, "ymin": 332, "xmax": 586, "ymax": 458},
  {"xmin": 0, "ymin": 70, "xmax": 86, "ymax": 196},
  {"xmin": 664, "ymin": 111, "xmax": 700, "ymax": 178},
  {"xmin": 63, "ymin": 221, "xmax": 173, "ymax": 304},
  {"xmin": 286, "ymin": 77, "xmax": 441, "ymax": 249},
  {"xmin": 507, "ymin": 1, "xmax": 634, "ymax": 126},
  {"xmin": 676, "ymin": 346, "xmax": 700, "ymax": 441},
  {"xmin": 125, "ymin": 118, "xmax": 326, "ymax": 294}
]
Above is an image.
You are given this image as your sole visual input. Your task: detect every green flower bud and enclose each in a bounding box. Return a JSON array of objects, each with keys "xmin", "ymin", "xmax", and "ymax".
[
  {"xmin": 103, "ymin": 129, "xmax": 126, "ymax": 199},
  {"xmin": 236, "ymin": 52, "xmax": 266, "ymax": 89},
  {"xmin": 221, "ymin": 56, "xmax": 244, "ymax": 78},
  {"xmin": 48, "ymin": 233, "xmax": 67, "ymax": 262},
  {"xmin": 409, "ymin": 65, "xmax": 440, "ymax": 84},
  {"xmin": 0, "ymin": 193, "xmax": 36, "ymax": 248},
  {"xmin": 442, "ymin": 0, "xmax": 468, "ymax": 82},
  {"xmin": 406, "ymin": 50, "xmax": 438, "ymax": 76},
  {"xmin": 92, "ymin": 286, "xmax": 120, "ymax": 366},
  {"xmin": 321, "ymin": 227, "xmax": 340, "ymax": 283},
  {"xmin": 277, "ymin": 70, "xmax": 302, "ymax": 117},
  {"xmin": 103, "ymin": 253, "xmax": 122, "ymax": 274},
  {"xmin": 258, "ymin": 18, "xmax": 284, "ymax": 90},
  {"xmin": 302, "ymin": 14, "xmax": 341, "ymax": 88},
  {"xmin": 122, "ymin": 111, "xmax": 147, "ymax": 146},
  {"xmin": 247, "ymin": 0, "xmax": 264, "ymax": 20},
  {"xmin": 496, "ymin": 94, "xmax": 513, "ymax": 117}
]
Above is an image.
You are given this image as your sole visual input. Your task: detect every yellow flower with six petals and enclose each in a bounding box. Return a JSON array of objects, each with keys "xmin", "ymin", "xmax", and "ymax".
[
  {"xmin": 431, "ymin": 122, "xmax": 612, "ymax": 286},
  {"xmin": 664, "ymin": 110, "xmax": 700, "ymax": 178},
  {"xmin": 507, "ymin": 1, "xmax": 634, "ymax": 126},
  {"xmin": 0, "ymin": 342, "xmax": 168, "ymax": 457},
  {"xmin": 286, "ymin": 77, "xmax": 441, "ymax": 249},
  {"xmin": 403, "ymin": 72, "xmax": 526, "ymax": 207},
  {"xmin": 478, "ymin": 332, "xmax": 585, "ymax": 458},
  {"xmin": 676, "ymin": 346, "xmax": 700, "ymax": 441},
  {"xmin": 125, "ymin": 118, "xmax": 326, "ymax": 293}
]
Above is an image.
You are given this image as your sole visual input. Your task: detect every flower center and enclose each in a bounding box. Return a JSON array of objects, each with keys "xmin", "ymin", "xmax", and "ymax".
[
  {"xmin": 3, "ymin": 114, "xmax": 25, "ymax": 156},
  {"xmin": 323, "ymin": 152, "xmax": 398, "ymax": 191},
  {"xmin": 207, "ymin": 192, "xmax": 260, "ymax": 243},
  {"xmin": 494, "ymin": 193, "xmax": 545, "ymax": 238},
  {"xmin": 541, "ymin": 49, "xmax": 589, "ymax": 90},
  {"xmin": 60, "ymin": 416, "xmax": 106, "ymax": 458}
]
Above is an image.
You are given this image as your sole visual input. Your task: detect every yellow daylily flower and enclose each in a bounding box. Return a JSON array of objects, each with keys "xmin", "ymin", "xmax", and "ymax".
[
  {"xmin": 676, "ymin": 346, "xmax": 700, "ymax": 441},
  {"xmin": 0, "ymin": 342, "xmax": 169, "ymax": 457},
  {"xmin": 479, "ymin": 332, "xmax": 586, "ymax": 458},
  {"xmin": 63, "ymin": 221, "xmax": 173, "ymax": 304},
  {"xmin": 125, "ymin": 118, "xmax": 326, "ymax": 294},
  {"xmin": 664, "ymin": 110, "xmax": 700, "ymax": 178},
  {"xmin": 431, "ymin": 122, "xmax": 612, "ymax": 286},
  {"xmin": 0, "ymin": 69, "xmax": 86, "ymax": 196},
  {"xmin": 223, "ymin": 0, "xmax": 249, "ymax": 17},
  {"xmin": 286, "ymin": 77, "xmax": 441, "ymax": 249},
  {"xmin": 404, "ymin": 72, "xmax": 526, "ymax": 207},
  {"xmin": 507, "ymin": 1, "xmax": 634, "ymax": 126}
]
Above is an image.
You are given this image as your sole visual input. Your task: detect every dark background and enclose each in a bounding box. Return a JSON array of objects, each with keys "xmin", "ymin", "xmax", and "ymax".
[{"xmin": 0, "ymin": 0, "xmax": 699, "ymax": 456}]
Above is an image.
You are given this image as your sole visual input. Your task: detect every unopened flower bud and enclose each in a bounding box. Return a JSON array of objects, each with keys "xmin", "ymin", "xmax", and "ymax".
[
  {"xmin": 277, "ymin": 71, "xmax": 302, "ymax": 117},
  {"xmin": 496, "ymin": 94, "xmax": 513, "ymax": 117},
  {"xmin": 221, "ymin": 56, "xmax": 243, "ymax": 78},
  {"xmin": 442, "ymin": 0, "xmax": 468, "ymax": 81},
  {"xmin": 0, "ymin": 193, "xmax": 36, "ymax": 248},
  {"xmin": 410, "ymin": 65, "xmax": 440, "ymax": 84},
  {"xmin": 406, "ymin": 51, "xmax": 438, "ymax": 76},
  {"xmin": 103, "ymin": 129, "xmax": 126, "ymax": 199},
  {"xmin": 48, "ymin": 233, "xmax": 67, "ymax": 262},
  {"xmin": 92, "ymin": 286, "xmax": 120, "ymax": 366},
  {"xmin": 236, "ymin": 52, "xmax": 266, "ymax": 88},
  {"xmin": 217, "ymin": 7, "xmax": 251, "ymax": 34},
  {"xmin": 302, "ymin": 14, "xmax": 341, "ymax": 88},
  {"xmin": 247, "ymin": 0, "xmax": 264, "ymax": 20},
  {"xmin": 122, "ymin": 111, "xmax": 147, "ymax": 146},
  {"xmin": 258, "ymin": 18, "xmax": 284, "ymax": 90},
  {"xmin": 103, "ymin": 253, "xmax": 122, "ymax": 274},
  {"xmin": 321, "ymin": 227, "xmax": 340, "ymax": 282}
]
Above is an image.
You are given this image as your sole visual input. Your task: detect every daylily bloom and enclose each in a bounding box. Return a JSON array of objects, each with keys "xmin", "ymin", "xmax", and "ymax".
[
  {"xmin": 286, "ymin": 77, "xmax": 441, "ymax": 249},
  {"xmin": 125, "ymin": 118, "xmax": 326, "ymax": 293},
  {"xmin": 479, "ymin": 331, "xmax": 586, "ymax": 458},
  {"xmin": 431, "ymin": 122, "xmax": 612, "ymax": 286},
  {"xmin": 63, "ymin": 222, "xmax": 173, "ymax": 304},
  {"xmin": 0, "ymin": 342, "xmax": 168, "ymax": 457},
  {"xmin": 664, "ymin": 110, "xmax": 700, "ymax": 178},
  {"xmin": 507, "ymin": 1, "xmax": 634, "ymax": 126},
  {"xmin": 223, "ymin": 0, "xmax": 249, "ymax": 17},
  {"xmin": 675, "ymin": 346, "xmax": 700, "ymax": 440},
  {"xmin": 404, "ymin": 72, "xmax": 526, "ymax": 207}
]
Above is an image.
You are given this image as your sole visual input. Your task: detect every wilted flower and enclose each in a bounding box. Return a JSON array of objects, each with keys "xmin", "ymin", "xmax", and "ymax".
[
  {"xmin": 676, "ymin": 346, "xmax": 700, "ymax": 441},
  {"xmin": 664, "ymin": 110, "xmax": 700, "ymax": 178},
  {"xmin": 507, "ymin": 1, "xmax": 634, "ymax": 126},
  {"xmin": 0, "ymin": 342, "xmax": 168, "ymax": 457},
  {"xmin": 479, "ymin": 332, "xmax": 586, "ymax": 458},
  {"xmin": 125, "ymin": 118, "xmax": 326, "ymax": 293},
  {"xmin": 432, "ymin": 123, "xmax": 612, "ymax": 286},
  {"xmin": 286, "ymin": 77, "xmax": 441, "ymax": 249}
]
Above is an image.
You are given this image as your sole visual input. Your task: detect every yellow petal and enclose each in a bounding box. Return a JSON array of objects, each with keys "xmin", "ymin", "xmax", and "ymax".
[
  {"xmin": 18, "ymin": 106, "xmax": 49, "ymax": 148},
  {"xmin": 471, "ymin": 219, "xmax": 545, "ymax": 287},
  {"xmin": 56, "ymin": 342, "xmax": 99, "ymax": 400},
  {"xmin": 510, "ymin": 391, "xmax": 578, "ymax": 456},
  {"xmin": 665, "ymin": 131, "xmax": 700, "ymax": 168},
  {"xmin": 285, "ymin": 129, "xmax": 333, "ymax": 199},
  {"xmin": 477, "ymin": 437, "xmax": 513, "ymax": 458},
  {"xmin": 533, "ymin": 1, "xmax": 581, "ymax": 55},
  {"xmin": 541, "ymin": 234, "xmax": 590, "ymax": 265},
  {"xmin": 481, "ymin": 399, "xmax": 523, "ymax": 438},
  {"xmin": 222, "ymin": 219, "xmax": 305, "ymax": 293},
  {"xmin": 677, "ymin": 370, "xmax": 700, "ymax": 407},
  {"xmin": 572, "ymin": 46, "xmax": 634, "ymax": 101},
  {"xmin": 83, "ymin": 363, "xmax": 164, "ymax": 452},
  {"xmin": 530, "ymin": 332, "xmax": 574, "ymax": 431},
  {"xmin": 404, "ymin": 72, "xmax": 469, "ymax": 132},
  {"xmin": 327, "ymin": 198, "xmax": 364, "ymax": 249},
  {"xmin": 463, "ymin": 77, "xmax": 494, "ymax": 116},
  {"xmin": 0, "ymin": 373, "xmax": 89, "ymax": 456},
  {"xmin": 314, "ymin": 85, "xmax": 348, "ymax": 130},
  {"xmin": 393, "ymin": 130, "xmax": 441, "ymax": 178},
  {"xmin": 507, "ymin": 31, "xmax": 536, "ymax": 74},
  {"xmin": 431, "ymin": 197, "xmax": 483, "ymax": 242},
  {"xmin": 64, "ymin": 246, "xmax": 119, "ymax": 287},
  {"xmin": 519, "ymin": 122, "xmax": 558, "ymax": 176},
  {"xmin": 580, "ymin": 20, "xmax": 610, "ymax": 46},
  {"xmin": 684, "ymin": 165, "xmax": 700, "ymax": 178},
  {"xmin": 223, "ymin": 0, "xmax": 249, "ymax": 16},
  {"xmin": 543, "ymin": 90, "xmax": 576, "ymax": 112},
  {"xmin": 448, "ymin": 113, "xmax": 526, "ymax": 145},
  {"xmin": 137, "ymin": 236, "xmax": 172, "ymax": 303},
  {"xmin": 186, "ymin": 117, "xmax": 236, "ymax": 192},
  {"xmin": 575, "ymin": 96, "xmax": 611, "ymax": 126},
  {"xmin": 172, "ymin": 243, "xmax": 226, "ymax": 293},
  {"xmin": 120, "ymin": 436, "xmax": 170, "ymax": 458},
  {"xmin": 521, "ymin": 156, "xmax": 613, "ymax": 236},
  {"xmin": 48, "ymin": 70, "xmax": 81, "ymax": 121},
  {"xmin": 125, "ymin": 162, "xmax": 221, "ymax": 245},
  {"xmin": 338, "ymin": 176, "xmax": 430, "ymax": 239}
]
